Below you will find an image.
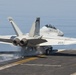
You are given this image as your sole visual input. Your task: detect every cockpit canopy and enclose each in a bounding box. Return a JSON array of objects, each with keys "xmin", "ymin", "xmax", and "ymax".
[{"xmin": 45, "ymin": 24, "xmax": 57, "ymax": 29}]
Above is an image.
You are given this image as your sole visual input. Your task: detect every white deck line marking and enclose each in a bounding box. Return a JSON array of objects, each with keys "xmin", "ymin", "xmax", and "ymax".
[
  {"xmin": 0, "ymin": 57, "xmax": 38, "ymax": 70},
  {"xmin": 0, "ymin": 63, "xmax": 17, "ymax": 70},
  {"xmin": 21, "ymin": 64, "xmax": 61, "ymax": 67},
  {"xmin": 58, "ymin": 49, "xmax": 65, "ymax": 52}
]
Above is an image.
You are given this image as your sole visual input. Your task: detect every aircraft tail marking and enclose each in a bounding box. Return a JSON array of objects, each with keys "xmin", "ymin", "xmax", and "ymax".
[{"xmin": 29, "ymin": 17, "xmax": 40, "ymax": 37}]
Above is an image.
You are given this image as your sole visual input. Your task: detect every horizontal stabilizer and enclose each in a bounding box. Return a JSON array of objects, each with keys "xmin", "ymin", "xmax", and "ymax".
[
  {"xmin": 8, "ymin": 17, "xmax": 23, "ymax": 36},
  {"xmin": 29, "ymin": 17, "xmax": 40, "ymax": 37}
]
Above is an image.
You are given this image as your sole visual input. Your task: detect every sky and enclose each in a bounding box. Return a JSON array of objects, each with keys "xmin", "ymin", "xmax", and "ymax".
[
  {"xmin": 0, "ymin": 0, "xmax": 76, "ymax": 18},
  {"xmin": 0, "ymin": 0, "xmax": 76, "ymax": 34}
]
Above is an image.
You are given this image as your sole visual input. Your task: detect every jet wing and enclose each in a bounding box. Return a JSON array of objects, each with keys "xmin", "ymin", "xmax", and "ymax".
[
  {"xmin": 39, "ymin": 37, "xmax": 76, "ymax": 46},
  {"xmin": 0, "ymin": 35, "xmax": 15, "ymax": 45},
  {"xmin": 1, "ymin": 36, "xmax": 76, "ymax": 47}
]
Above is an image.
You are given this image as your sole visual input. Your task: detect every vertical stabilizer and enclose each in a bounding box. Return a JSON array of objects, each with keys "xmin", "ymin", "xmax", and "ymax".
[
  {"xmin": 8, "ymin": 17, "xmax": 23, "ymax": 36},
  {"xmin": 29, "ymin": 17, "xmax": 40, "ymax": 37}
]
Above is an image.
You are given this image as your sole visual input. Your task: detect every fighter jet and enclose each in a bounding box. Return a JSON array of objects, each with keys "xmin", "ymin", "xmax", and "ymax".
[{"xmin": 0, "ymin": 17, "xmax": 76, "ymax": 55}]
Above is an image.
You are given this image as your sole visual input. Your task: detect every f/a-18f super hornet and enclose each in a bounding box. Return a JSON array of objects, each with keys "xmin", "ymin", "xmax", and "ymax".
[{"xmin": 0, "ymin": 17, "xmax": 76, "ymax": 55}]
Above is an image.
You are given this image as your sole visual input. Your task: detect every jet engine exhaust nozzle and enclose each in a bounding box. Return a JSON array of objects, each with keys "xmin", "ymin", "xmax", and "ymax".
[
  {"xmin": 20, "ymin": 38, "xmax": 28, "ymax": 46},
  {"xmin": 13, "ymin": 38, "xmax": 20, "ymax": 46}
]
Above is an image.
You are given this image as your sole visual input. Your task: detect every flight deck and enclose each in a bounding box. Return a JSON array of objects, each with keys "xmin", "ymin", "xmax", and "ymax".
[{"xmin": 0, "ymin": 50, "xmax": 76, "ymax": 75}]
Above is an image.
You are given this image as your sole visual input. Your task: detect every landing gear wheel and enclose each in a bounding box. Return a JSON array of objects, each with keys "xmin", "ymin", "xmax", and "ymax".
[
  {"xmin": 45, "ymin": 49, "xmax": 50, "ymax": 55},
  {"xmin": 45, "ymin": 47, "xmax": 53, "ymax": 55}
]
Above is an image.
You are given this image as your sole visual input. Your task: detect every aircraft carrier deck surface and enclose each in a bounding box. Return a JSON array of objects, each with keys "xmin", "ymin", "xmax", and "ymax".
[{"xmin": 0, "ymin": 50, "xmax": 76, "ymax": 75}]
